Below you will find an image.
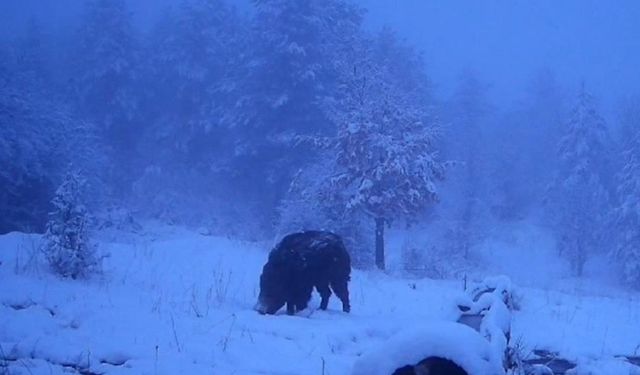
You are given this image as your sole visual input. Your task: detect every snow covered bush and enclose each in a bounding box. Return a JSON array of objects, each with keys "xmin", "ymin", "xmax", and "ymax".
[
  {"xmin": 42, "ymin": 170, "xmax": 101, "ymax": 279},
  {"xmin": 468, "ymin": 275, "xmax": 520, "ymax": 311}
]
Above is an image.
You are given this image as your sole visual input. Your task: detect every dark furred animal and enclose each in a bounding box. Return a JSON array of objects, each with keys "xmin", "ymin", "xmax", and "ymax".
[
  {"xmin": 392, "ymin": 357, "xmax": 468, "ymax": 375},
  {"xmin": 255, "ymin": 231, "xmax": 351, "ymax": 315}
]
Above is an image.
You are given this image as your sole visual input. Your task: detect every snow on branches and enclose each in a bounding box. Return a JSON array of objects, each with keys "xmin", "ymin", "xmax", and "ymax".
[
  {"xmin": 549, "ymin": 84, "xmax": 612, "ymax": 276},
  {"xmin": 42, "ymin": 170, "xmax": 101, "ymax": 280},
  {"xmin": 612, "ymin": 128, "xmax": 640, "ymax": 288},
  {"xmin": 323, "ymin": 36, "xmax": 445, "ymax": 221}
]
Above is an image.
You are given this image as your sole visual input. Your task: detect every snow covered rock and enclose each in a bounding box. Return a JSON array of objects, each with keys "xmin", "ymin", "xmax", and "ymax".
[
  {"xmin": 469, "ymin": 275, "xmax": 519, "ymax": 311},
  {"xmin": 351, "ymin": 321, "xmax": 505, "ymax": 375},
  {"xmin": 455, "ymin": 276, "xmax": 520, "ymax": 373}
]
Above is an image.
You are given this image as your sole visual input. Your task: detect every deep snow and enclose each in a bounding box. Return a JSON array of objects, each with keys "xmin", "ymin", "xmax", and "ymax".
[{"xmin": 1, "ymin": 224, "xmax": 639, "ymax": 374}]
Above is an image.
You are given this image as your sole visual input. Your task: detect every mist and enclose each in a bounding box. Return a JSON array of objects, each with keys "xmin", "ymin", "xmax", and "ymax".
[
  {"xmin": 363, "ymin": 0, "xmax": 640, "ymax": 108},
  {"xmin": 2, "ymin": 1, "xmax": 640, "ymax": 374},
  {"xmin": 5, "ymin": 1, "xmax": 639, "ymax": 106},
  {"xmin": 3, "ymin": 0, "xmax": 640, "ymax": 283}
]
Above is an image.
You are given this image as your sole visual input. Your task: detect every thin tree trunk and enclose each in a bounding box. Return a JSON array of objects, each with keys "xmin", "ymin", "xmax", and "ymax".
[
  {"xmin": 576, "ymin": 241, "xmax": 585, "ymax": 277},
  {"xmin": 375, "ymin": 217, "xmax": 385, "ymax": 270}
]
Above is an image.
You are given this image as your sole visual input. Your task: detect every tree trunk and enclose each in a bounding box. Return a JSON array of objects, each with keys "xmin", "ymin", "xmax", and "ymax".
[
  {"xmin": 576, "ymin": 242, "xmax": 585, "ymax": 277},
  {"xmin": 375, "ymin": 217, "xmax": 385, "ymax": 270}
]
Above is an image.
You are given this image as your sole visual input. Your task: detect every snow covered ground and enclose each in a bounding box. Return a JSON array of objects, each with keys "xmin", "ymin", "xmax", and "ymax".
[{"xmin": 1, "ymin": 225, "xmax": 639, "ymax": 374}]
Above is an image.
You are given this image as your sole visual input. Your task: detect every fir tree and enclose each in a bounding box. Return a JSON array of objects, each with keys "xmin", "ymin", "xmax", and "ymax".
[
  {"xmin": 321, "ymin": 33, "xmax": 445, "ymax": 269},
  {"xmin": 231, "ymin": 0, "xmax": 364, "ymax": 229},
  {"xmin": 42, "ymin": 170, "xmax": 100, "ymax": 279},
  {"xmin": 549, "ymin": 84, "xmax": 612, "ymax": 276},
  {"xmin": 0, "ymin": 31, "xmax": 102, "ymax": 233},
  {"xmin": 446, "ymin": 72, "xmax": 492, "ymax": 258},
  {"xmin": 142, "ymin": 0, "xmax": 245, "ymax": 167},
  {"xmin": 132, "ymin": 0, "xmax": 249, "ymax": 223},
  {"xmin": 611, "ymin": 117, "xmax": 640, "ymax": 288},
  {"xmin": 491, "ymin": 70, "xmax": 567, "ymax": 219},
  {"xmin": 14, "ymin": 19, "xmax": 50, "ymax": 90},
  {"xmin": 73, "ymin": 0, "xmax": 138, "ymax": 192},
  {"xmin": 617, "ymin": 94, "xmax": 640, "ymax": 151}
]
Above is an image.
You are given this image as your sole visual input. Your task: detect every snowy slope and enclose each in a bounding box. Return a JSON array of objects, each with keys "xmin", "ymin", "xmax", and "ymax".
[{"xmin": 1, "ymin": 227, "xmax": 639, "ymax": 375}]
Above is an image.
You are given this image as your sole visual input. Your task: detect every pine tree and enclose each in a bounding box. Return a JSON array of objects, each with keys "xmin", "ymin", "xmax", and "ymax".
[
  {"xmin": 321, "ymin": 32, "xmax": 445, "ymax": 269},
  {"xmin": 0, "ymin": 30, "xmax": 102, "ymax": 233},
  {"xmin": 143, "ymin": 0, "xmax": 245, "ymax": 167},
  {"xmin": 146, "ymin": 0, "xmax": 243, "ymax": 135},
  {"xmin": 230, "ymin": 0, "xmax": 364, "ymax": 230},
  {"xmin": 42, "ymin": 170, "xmax": 100, "ymax": 279},
  {"xmin": 611, "ymin": 116, "xmax": 640, "ymax": 288},
  {"xmin": 549, "ymin": 84, "xmax": 612, "ymax": 276},
  {"xmin": 617, "ymin": 94, "xmax": 640, "ymax": 151},
  {"xmin": 245, "ymin": 0, "xmax": 364, "ymax": 133},
  {"xmin": 14, "ymin": 19, "xmax": 50, "ymax": 90},
  {"xmin": 129, "ymin": 0, "xmax": 252, "ymax": 224},
  {"xmin": 445, "ymin": 71, "xmax": 492, "ymax": 259},
  {"xmin": 491, "ymin": 70, "xmax": 567, "ymax": 219},
  {"xmin": 73, "ymin": 0, "xmax": 138, "ymax": 192}
]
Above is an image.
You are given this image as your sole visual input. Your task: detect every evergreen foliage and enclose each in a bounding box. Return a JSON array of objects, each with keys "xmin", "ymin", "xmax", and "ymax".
[
  {"xmin": 42, "ymin": 170, "xmax": 100, "ymax": 279},
  {"xmin": 611, "ymin": 114, "xmax": 640, "ymax": 288},
  {"xmin": 549, "ymin": 85, "xmax": 612, "ymax": 276}
]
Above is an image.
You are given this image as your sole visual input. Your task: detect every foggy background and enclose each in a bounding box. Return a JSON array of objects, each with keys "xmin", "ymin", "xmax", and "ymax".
[
  {"xmin": 4, "ymin": 0, "xmax": 640, "ymax": 109},
  {"xmin": 2, "ymin": 0, "xmax": 640, "ymax": 288}
]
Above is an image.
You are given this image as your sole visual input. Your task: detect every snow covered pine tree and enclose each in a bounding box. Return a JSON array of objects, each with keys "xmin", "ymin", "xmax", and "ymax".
[
  {"xmin": 549, "ymin": 84, "xmax": 611, "ymax": 276},
  {"xmin": 324, "ymin": 33, "xmax": 445, "ymax": 270},
  {"xmin": 42, "ymin": 170, "xmax": 100, "ymax": 279},
  {"xmin": 612, "ymin": 127, "xmax": 640, "ymax": 289}
]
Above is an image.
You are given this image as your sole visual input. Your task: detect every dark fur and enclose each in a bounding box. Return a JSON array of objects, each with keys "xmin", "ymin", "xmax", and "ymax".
[
  {"xmin": 255, "ymin": 231, "xmax": 351, "ymax": 315},
  {"xmin": 392, "ymin": 357, "xmax": 468, "ymax": 375}
]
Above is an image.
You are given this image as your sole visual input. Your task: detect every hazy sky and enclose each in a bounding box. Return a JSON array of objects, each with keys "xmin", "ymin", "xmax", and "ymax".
[
  {"xmin": 3, "ymin": 0, "xmax": 639, "ymax": 112},
  {"xmin": 360, "ymin": 0, "xmax": 640, "ymax": 110}
]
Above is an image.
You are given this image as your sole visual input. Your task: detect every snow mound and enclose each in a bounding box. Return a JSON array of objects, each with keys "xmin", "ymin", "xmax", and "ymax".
[
  {"xmin": 469, "ymin": 275, "xmax": 519, "ymax": 310},
  {"xmin": 351, "ymin": 321, "xmax": 504, "ymax": 375},
  {"xmin": 456, "ymin": 276, "xmax": 515, "ymax": 369}
]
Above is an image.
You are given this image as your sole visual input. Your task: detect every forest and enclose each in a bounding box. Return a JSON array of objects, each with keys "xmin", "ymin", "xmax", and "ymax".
[
  {"xmin": 2, "ymin": 1, "xmax": 640, "ymax": 374},
  {"xmin": 3, "ymin": 0, "xmax": 639, "ymax": 287}
]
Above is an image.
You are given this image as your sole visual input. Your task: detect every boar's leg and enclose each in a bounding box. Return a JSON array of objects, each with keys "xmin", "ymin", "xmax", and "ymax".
[
  {"xmin": 285, "ymin": 286, "xmax": 298, "ymax": 315},
  {"xmin": 287, "ymin": 283, "xmax": 312, "ymax": 315},
  {"xmin": 331, "ymin": 279, "xmax": 350, "ymax": 313},
  {"xmin": 286, "ymin": 300, "xmax": 296, "ymax": 315},
  {"xmin": 295, "ymin": 300, "xmax": 308, "ymax": 312},
  {"xmin": 295, "ymin": 281, "xmax": 314, "ymax": 312},
  {"xmin": 316, "ymin": 282, "xmax": 332, "ymax": 310},
  {"xmin": 295, "ymin": 287, "xmax": 310, "ymax": 311}
]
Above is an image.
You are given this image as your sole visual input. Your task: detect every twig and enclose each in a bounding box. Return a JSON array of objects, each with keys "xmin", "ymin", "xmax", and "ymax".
[
  {"xmin": 600, "ymin": 326, "xmax": 609, "ymax": 356},
  {"xmin": 219, "ymin": 314, "xmax": 237, "ymax": 352},
  {"xmin": 170, "ymin": 315, "xmax": 182, "ymax": 352},
  {"xmin": 190, "ymin": 286, "xmax": 202, "ymax": 318},
  {"xmin": 154, "ymin": 345, "xmax": 159, "ymax": 375}
]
